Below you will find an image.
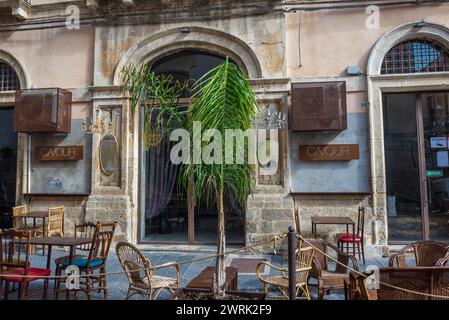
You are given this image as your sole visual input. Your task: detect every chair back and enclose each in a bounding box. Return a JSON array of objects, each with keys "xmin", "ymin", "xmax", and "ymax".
[
  {"xmin": 86, "ymin": 222, "xmax": 116, "ymax": 268},
  {"xmin": 306, "ymin": 238, "xmax": 328, "ymax": 271},
  {"xmin": 294, "ymin": 208, "xmax": 301, "ymax": 234},
  {"xmin": 116, "ymin": 241, "xmax": 152, "ymax": 288},
  {"xmin": 377, "ymin": 267, "xmax": 449, "ymax": 300},
  {"xmin": 295, "ymin": 243, "xmax": 314, "ymax": 284},
  {"xmin": 74, "ymin": 222, "xmax": 96, "ymax": 251},
  {"xmin": 47, "ymin": 206, "xmax": 64, "ymax": 237},
  {"xmin": 412, "ymin": 241, "xmax": 449, "ymax": 267},
  {"xmin": 356, "ymin": 206, "xmax": 365, "ymax": 238},
  {"xmin": 0, "ymin": 229, "xmax": 30, "ymax": 274},
  {"xmin": 12, "ymin": 205, "xmax": 27, "ymax": 229}
]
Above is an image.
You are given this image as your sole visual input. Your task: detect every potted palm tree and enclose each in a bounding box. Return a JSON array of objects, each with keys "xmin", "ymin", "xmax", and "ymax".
[
  {"xmin": 122, "ymin": 59, "xmax": 264, "ymax": 300},
  {"xmin": 171, "ymin": 58, "xmax": 264, "ymax": 300}
]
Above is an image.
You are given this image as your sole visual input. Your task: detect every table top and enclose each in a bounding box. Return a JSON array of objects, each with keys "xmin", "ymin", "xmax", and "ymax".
[
  {"xmin": 25, "ymin": 211, "xmax": 48, "ymax": 218},
  {"xmin": 311, "ymin": 216, "xmax": 355, "ymax": 225},
  {"xmin": 30, "ymin": 236, "xmax": 91, "ymax": 246},
  {"xmin": 187, "ymin": 267, "xmax": 237, "ymax": 289}
]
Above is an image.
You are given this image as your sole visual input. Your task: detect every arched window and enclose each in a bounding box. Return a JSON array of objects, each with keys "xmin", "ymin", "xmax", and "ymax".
[
  {"xmin": 0, "ymin": 61, "xmax": 19, "ymax": 91},
  {"xmin": 150, "ymin": 50, "xmax": 227, "ymax": 96},
  {"xmin": 381, "ymin": 39, "xmax": 449, "ymax": 74}
]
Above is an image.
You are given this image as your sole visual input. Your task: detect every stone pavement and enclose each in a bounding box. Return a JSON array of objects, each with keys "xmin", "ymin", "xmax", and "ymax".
[{"xmin": 2, "ymin": 248, "xmax": 390, "ymax": 300}]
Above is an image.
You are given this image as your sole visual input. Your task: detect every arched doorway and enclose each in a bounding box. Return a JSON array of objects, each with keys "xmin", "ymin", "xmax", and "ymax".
[
  {"xmin": 0, "ymin": 60, "xmax": 20, "ymax": 228},
  {"xmin": 369, "ymin": 28, "xmax": 449, "ymax": 243},
  {"xmin": 140, "ymin": 50, "xmax": 245, "ymax": 245}
]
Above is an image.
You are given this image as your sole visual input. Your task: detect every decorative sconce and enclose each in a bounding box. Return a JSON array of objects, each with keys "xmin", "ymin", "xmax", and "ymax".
[
  {"xmin": 252, "ymin": 105, "xmax": 288, "ymax": 130},
  {"xmin": 82, "ymin": 107, "xmax": 114, "ymax": 134}
]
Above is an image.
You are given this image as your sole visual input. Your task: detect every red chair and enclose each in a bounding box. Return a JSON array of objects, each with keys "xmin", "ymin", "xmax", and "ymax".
[
  {"xmin": 0, "ymin": 229, "xmax": 51, "ymax": 299},
  {"xmin": 337, "ymin": 207, "xmax": 365, "ymax": 265}
]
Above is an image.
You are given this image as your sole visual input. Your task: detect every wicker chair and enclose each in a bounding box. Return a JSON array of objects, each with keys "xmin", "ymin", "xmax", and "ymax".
[
  {"xmin": 349, "ymin": 267, "xmax": 449, "ymax": 300},
  {"xmin": 388, "ymin": 240, "xmax": 449, "ymax": 267},
  {"xmin": 116, "ymin": 241, "xmax": 180, "ymax": 300},
  {"xmin": 307, "ymin": 239, "xmax": 359, "ymax": 300},
  {"xmin": 257, "ymin": 244, "xmax": 314, "ymax": 300}
]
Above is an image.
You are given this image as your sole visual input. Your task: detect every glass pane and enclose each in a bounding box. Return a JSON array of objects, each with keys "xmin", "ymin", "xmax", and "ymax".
[
  {"xmin": 0, "ymin": 108, "xmax": 17, "ymax": 228},
  {"xmin": 383, "ymin": 93, "xmax": 423, "ymax": 241},
  {"xmin": 194, "ymin": 192, "xmax": 245, "ymax": 245},
  {"xmin": 422, "ymin": 92, "xmax": 449, "ymax": 241}
]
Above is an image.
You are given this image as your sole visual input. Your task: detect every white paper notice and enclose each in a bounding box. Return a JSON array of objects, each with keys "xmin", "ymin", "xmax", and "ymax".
[
  {"xmin": 431, "ymin": 137, "xmax": 447, "ymax": 149},
  {"xmin": 437, "ymin": 151, "xmax": 449, "ymax": 167}
]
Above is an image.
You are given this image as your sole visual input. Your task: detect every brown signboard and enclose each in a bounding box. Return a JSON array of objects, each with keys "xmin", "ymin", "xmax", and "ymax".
[
  {"xmin": 35, "ymin": 146, "xmax": 83, "ymax": 161},
  {"xmin": 299, "ymin": 144, "xmax": 359, "ymax": 161}
]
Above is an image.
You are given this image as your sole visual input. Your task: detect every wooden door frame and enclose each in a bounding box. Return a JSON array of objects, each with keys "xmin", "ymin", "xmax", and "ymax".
[{"xmin": 416, "ymin": 93, "xmax": 431, "ymax": 240}]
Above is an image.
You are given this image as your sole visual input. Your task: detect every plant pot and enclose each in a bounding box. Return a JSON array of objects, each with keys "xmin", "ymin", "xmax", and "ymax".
[{"xmin": 168, "ymin": 288, "xmax": 267, "ymax": 300}]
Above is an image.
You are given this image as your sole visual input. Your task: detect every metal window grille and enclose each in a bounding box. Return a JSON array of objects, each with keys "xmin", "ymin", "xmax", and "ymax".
[
  {"xmin": 381, "ymin": 39, "xmax": 449, "ymax": 74},
  {"xmin": 0, "ymin": 62, "xmax": 19, "ymax": 91}
]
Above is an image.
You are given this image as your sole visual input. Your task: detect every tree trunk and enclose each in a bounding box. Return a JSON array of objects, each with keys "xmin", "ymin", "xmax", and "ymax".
[{"xmin": 213, "ymin": 189, "xmax": 226, "ymax": 298}]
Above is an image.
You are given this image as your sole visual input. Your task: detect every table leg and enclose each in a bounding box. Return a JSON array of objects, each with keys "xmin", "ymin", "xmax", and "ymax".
[
  {"xmin": 43, "ymin": 245, "xmax": 52, "ymax": 300},
  {"xmin": 346, "ymin": 224, "xmax": 349, "ymax": 254},
  {"xmin": 66, "ymin": 246, "xmax": 75, "ymax": 300}
]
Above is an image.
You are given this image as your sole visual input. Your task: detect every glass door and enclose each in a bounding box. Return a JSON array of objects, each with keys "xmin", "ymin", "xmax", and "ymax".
[
  {"xmin": 384, "ymin": 92, "xmax": 449, "ymax": 242},
  {"xmin": 383, "ymin": 93, "xmax": 423, "ymax": 241},
  {"xmin": 422, "ymin": 92, "xmax": 449, "ymax": 241}
]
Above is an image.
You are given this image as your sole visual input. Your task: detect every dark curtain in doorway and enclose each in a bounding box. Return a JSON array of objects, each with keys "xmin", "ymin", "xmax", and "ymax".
[{"xmin": 144, "ymin": 138, "xmax": 178, "ymax": 219}]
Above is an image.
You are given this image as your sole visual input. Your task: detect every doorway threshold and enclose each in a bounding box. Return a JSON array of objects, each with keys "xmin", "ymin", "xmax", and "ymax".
[{"xmin": 136, "ymin": 244, "xmax": 242, "ymax": 254}]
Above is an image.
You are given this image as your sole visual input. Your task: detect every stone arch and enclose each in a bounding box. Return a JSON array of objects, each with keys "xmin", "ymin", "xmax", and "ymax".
[
  {"xmin": 0, "ymin": 49, "xmax": 30, "ymax": 89},
  {"xmin": 113, "ymin": 26, "xmax": 262, "ymax": 85},
  {"xmin": 367, "ymin": 21, "xmax": 449, "ymax": 76}
]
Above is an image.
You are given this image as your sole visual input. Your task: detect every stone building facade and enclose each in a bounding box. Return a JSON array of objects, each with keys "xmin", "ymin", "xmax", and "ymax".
[{"xmin": 1, "ymin": 0, "xmax": 449, "ymax": 256}]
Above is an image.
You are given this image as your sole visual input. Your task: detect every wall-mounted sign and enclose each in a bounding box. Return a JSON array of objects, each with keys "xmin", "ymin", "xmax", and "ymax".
[
  {"xmin": 35, "ymin": 146, "xmax": 83, "ymax": 161},
  {"xmin": 299, "ymin": 144, "xmax": 359, "ymax": 161},
  {"xmin": 426, "ymin": 170, "xmax": 444, "ymax": 178}
]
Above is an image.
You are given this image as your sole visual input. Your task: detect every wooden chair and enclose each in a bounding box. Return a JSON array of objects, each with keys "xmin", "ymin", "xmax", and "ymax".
[
  {"xmin": 46, "ymin": 206, "xmax": 65, "ymax": 237},
  {"xmin": 308, "ymin": 239, "xmax": 359, "ymax": 300},
  {"xmin": 116, "ymin": 241, "xmax": 180, "ymax": 300},
  {"xmin": 55, "ymin": 221, "xmax": 117, "ymax": 300},
  {"xmin": 389, "ymin": 240, "xmax": 449, "ymax": 267},
  {"xmin": 256, "ymin": 243, "xmax": 314, "ymax": 300},
  {"xmin": 337, "ymin": 207, "xmax": 366, "ymax": 264},
  {"xmin": 53, "ymin": 222, "xmax": 97, "ymax": 291},
  {"xmin": 0, "ymin": 229, "xmax": 51, "ymax": 300},
  {"xmin": 12, "ymin": 205, "xmax": 42, "ymax": 255}
]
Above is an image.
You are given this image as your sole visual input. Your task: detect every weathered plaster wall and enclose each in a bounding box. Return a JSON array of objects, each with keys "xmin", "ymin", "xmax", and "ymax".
[
  {"xmin": 0, "ymin": 26, "xmax": 94, "ymax": 89},
  {"xmin": 285, "ymin": 4, "xmax": 449, "ymax": 78}
]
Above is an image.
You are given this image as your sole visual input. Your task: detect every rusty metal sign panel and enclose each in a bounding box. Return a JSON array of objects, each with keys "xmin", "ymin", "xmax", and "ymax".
[
  {"xmin": 35, "ymin": 146, "xmax": 83, "ymax": 161},
  {"xmin": 299, "ymin": 144, "xmax": 359, "ymax": 161}
]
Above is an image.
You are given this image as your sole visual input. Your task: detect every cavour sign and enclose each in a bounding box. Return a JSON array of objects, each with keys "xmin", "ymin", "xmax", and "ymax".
[
  {"xmin": 35, "ymin": 146, "xmax": 84, "ymax": 161},
  {"xmin": 299, "ymin": 144, "xmax": 359, "ymax": 161}
]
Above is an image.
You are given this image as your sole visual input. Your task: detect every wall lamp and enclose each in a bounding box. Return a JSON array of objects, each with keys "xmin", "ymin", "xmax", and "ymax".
[
  {"xmin": 179, "ymin": 26, "xmax": 191, "ymax": 34},
  {"xmin": 415, "ymin": 20, "xmax": 427, "ymax": 28}
]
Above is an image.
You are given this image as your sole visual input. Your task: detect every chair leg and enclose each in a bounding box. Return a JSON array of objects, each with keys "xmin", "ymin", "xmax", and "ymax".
[
  {"xmin": 318, "ymin": 287, "xmax": 324, "ymax": 300},
  {"xmin": 20, "ymin": 281, "xmax": 28, "ymax": 300},
  {"xmin": 4, "ymin": 281, "xmax": 9, "ymax": 300},
  {"xmin": 361, "ymin": 241, "xmax": 366, "ymax": 265}
]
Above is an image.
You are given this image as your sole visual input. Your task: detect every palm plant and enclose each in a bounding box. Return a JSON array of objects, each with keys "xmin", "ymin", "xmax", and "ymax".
[
  {"xmin": 121, "ymin": 63, "xmax": 188, "ymax": 149},
  {"xmin": 179, "ymin": 58, "xmax": 261, "ymax": 297}
]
